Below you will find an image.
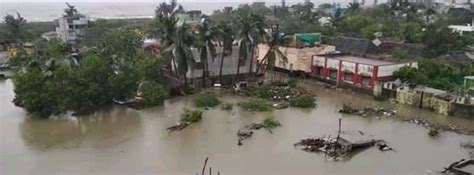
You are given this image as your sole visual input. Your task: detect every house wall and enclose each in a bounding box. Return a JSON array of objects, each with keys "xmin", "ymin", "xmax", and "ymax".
[
  {"xmin": 256, "ymin": 44, "xmax": 335, "ymax": 73},
  {"xmin": 311, "ymin": 55, "xmax": 418, "ymax": 93},
  {"xmin": 395, "ymin": 87, "xmax": 452, "ymax": 115},
  {"xmin": 185, "ymin": 45, "xmax": 256, "ymax": 80}
]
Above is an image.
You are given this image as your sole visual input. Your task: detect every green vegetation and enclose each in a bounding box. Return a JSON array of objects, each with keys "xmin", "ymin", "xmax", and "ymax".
[
  {"xmin": 394, "ymin": 59, "xmax": 464, "ymax": 91},
  {"xmin": 262, "ymin": 118, "xmax": 281, "ymax": 129},
  {"xmin": 221, "ymin": 103, "xmax": 233, "ymax": 111},
  {"xmin": 239, "ymin": 98, "xmax": 272, "ymax": 112},
  {"xmin": 11, "ymin": 28, "xmax": 167, "ymax": 118},
  {"xmin": 193, "ymin": 92, "xmax": 221, "ymax": 107},
  {"xmin": 287, "ymin": 78, "xmax": 298, "ymax": 88},
  {"xmin": 288, "ymin": 96, "xmax": 316, "ymax": 108},
  {"xmin": 140, "ymin": 81, "xmax": 168, "ymax": 107},
  {"xmin": 181, "ymin": 109, "xmax": 203, "ymax": 123}
]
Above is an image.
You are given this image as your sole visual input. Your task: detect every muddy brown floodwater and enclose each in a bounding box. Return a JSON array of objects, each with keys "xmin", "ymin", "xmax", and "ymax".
[{"xmin": 1, "ymin": 78, "xmax": 474, "ymax": 175}]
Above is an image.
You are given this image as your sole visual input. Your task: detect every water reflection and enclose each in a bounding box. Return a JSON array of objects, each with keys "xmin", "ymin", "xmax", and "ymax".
[{"xmin": 20, "ymin": 107, "xmax": 142, "ymax": 151}]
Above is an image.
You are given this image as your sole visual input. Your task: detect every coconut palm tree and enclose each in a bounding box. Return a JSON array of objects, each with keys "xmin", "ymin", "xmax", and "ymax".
[
  {"xmin": 3, "ymin": 12, "xmax": 27, "ymax": 43},
  {"xmin": 171, "ymin": 24, "xmax": 195, "ymax": 88},
  {"xmin": 64, "ymin": 3, "xmax": 79, "ymax": 18},
  {"xmin": 155, "ymin": 0, "xmax": 183, "ymax": 18},
  {"xmin": 234, "ymin": 12, "xmax": 265, "ymax": 82},
  {"xmin": 196, "ymin": 19, "xmax": 218, "ymax": 88},
  {"xmin": 217, "ymin": 22, "xmax": 234, "ymax": 84},
  {"xmin": 257, "ymin": 29, "xmax": 288, "ymax": 82}
]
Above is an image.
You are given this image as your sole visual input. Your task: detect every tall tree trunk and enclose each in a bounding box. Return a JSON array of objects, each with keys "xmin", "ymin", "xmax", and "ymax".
[
  {"xmin": 219, "ymin": 49, "xmax": 225, "ymax": 84},
  {"xmin": 236, "ymin": 59, "xmax": 241, "ymax": 83},
  {"xmin": 183, "ymin": 72, "xmax": 188, "ymax": 90},
  {"xmin": 171, "ymin": 56, "xmax": 179, "ymax": 78},
  {"xmin": 248, "ymin": 45, "xmax": 255, "ymax": 78},
  {"xmin": 202, "ymin": 56, "xmax": 207, "ymax": 88}
]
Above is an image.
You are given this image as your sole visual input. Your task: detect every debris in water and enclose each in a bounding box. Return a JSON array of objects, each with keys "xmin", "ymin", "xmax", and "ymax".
[
  {"xmin": 237, "ymin": 119, "xmax": 281, "ymax": 146},
  {"xmin": 338, "ymin": 104, "xmax": 396, "ymax": 117},
  {"xmin": 404, "ymin": 119, "xmax": 474, "ymax": 136},
  {"xmin": 441, "ymin": 159, "xmax": 474, "ymax": 175},
  {"xmin": 428, "ymin": 129, "xmax": 440, "ymax": 138},
  {"xmin": 294, "ymin": 136, "xmax": 385, "ymax": 159},
  {"xmin": 167, "ymin": 122, "xmax": 190, "ymax": 133}
]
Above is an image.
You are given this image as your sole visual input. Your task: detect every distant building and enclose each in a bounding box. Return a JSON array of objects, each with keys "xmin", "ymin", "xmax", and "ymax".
[
  {"xmin": 176, "ymin": 10, "xmax": 203, "ymax": 27},
  {"xmin": 448, "ymin": 19, "xmax": 474, "ymax": 35},
  {"xmin": 55, "ymin": 16, "xmax": 89, "ymax": 43},
  {"xmin": 257, "ymin": 44, "xmax": 335, "ymax": 76},
  {"xmin": 311, "ymin": 53, "xmax": 417, "ymax": 93}
]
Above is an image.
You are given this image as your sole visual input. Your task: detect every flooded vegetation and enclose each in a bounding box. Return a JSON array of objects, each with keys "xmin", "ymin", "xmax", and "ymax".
[{"xmin": 2, "ymin": 79, "xmax": 474, "ymax": 174}]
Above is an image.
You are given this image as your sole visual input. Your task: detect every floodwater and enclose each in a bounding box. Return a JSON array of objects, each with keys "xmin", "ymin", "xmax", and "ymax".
[{"xmin": 1, "ymin": 78, "xmax": 474, "ymax": 175}]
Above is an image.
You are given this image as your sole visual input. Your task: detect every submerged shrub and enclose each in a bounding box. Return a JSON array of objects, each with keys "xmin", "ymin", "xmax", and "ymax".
[
  {"xmin": 254, "ymin": 86, "xmax": 272, "ymax": 99},
  {"xmin": 140, "ymin": 81, "xmax": 168, "ymax": 107},
  {"xmin": 287, "ymin": 78, "xmax": 298, "ymax": 88},
  {"xmin": 193, "ymin": 92, "xmax": 220, "ymax": 107},
  {"xmin": 239, "ymin": 98, "xmax": 272, "ymax": 112},
  {"xmin": 221, "ymin": 103, "xmax": 233, "ymax": 111},
  {"xmin": 289, "ymin": 96, "xmax": 316, "ymax": 108},
  {"xmin": 181, "ymin": 109, "xmax": 203, "ymax": 123},
  {"xmin": 262, "ymin": 118, "xmax": 281, "ymax": 129}
]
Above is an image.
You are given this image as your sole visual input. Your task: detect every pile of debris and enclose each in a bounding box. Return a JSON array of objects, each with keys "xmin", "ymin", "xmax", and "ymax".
[
  {"xmin": 237, "ymin": 119, "xmax": 281, "ymax": 146},
  {"xmin": 294, "ymin": 136, "xmax": 391, "ymax": 159},
  {"xmin": 404, "ymin": 119, "xmax": 474, "ymax": 135},
  {"xmin": 442, "ymin": 159, "xmax": 474, "ymax": 175},
  {"xmin": 338, "ymin": 104, "xmax": 396, "ymax": 117}
]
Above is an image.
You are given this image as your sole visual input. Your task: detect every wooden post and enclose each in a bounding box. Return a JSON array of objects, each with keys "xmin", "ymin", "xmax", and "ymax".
[
  {"xmin": 209, "ymin": 167, "xmax": 212, "ymax": 175},
  {"xmin": 337, "ymin": 118, "xmax": 341, "ymax": 141}
]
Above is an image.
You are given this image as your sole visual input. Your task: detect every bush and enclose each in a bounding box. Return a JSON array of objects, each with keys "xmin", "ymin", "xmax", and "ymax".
[
  {"xmin": 262, "ymin": 118, "xmax": 281, "ymax": 129},
  {"xmin": 181, "ymin": 109, "xmax": 203, "ymax": 123},
  {"xmin": 221, "ymin": 103, "xmax": 233, "ymax": 111},
  {"xmin": 238, "ymin": 98, "xmax": 272, "ymax": 111},
  {"xmin": 288, "ymin": 96, "xmax": 316, "ymax": 108},
  {"xmin": 140, "ymin": 81, "xmax": 168, "ymax": 107},
  {"xmin": 253, "ymin": 85, "xmax": 272, "ymax": 99},
  {"xmin": 193, "ymin": 92, "xmax": 220, "ymax": 107}
]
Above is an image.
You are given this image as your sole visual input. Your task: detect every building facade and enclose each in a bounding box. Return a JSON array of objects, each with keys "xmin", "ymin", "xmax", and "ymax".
[
  {"xmin": 56, "ymin": 16, "xmax": 88, "ymax": 43},
  {"xmin": 311, "ymin": 54, "xmax": 417, "ymax": 92}
]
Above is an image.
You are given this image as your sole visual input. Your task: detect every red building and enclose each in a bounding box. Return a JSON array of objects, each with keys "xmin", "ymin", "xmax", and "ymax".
[{"xmin": 311, "ymin": 54, "xmax": 417, "ymax": 92}]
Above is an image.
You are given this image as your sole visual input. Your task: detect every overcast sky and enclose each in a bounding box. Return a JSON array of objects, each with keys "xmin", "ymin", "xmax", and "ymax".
[{"xmin": 1, "ymin": 0, "xmax": 336, "ymax": 3}]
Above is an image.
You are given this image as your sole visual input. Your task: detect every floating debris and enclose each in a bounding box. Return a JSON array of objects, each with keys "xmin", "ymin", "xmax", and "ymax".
[
  {"xmin": 441, "ymin": 159, "xmax": 474, "ymax": 175},
  {"xmin": 294, "ymin": 136, "xmax": 385, "ymax": 159},
  {"xmin": 273, "ymin": 101, "xmax": 289, "ymax": 109},
  {"xmin": 428, "ymin": 129, "xmax": 440, "ymax": 138},
  {"xmin": 338, "ymin": 104, "xmax": 396, "ymax": 117},
  {"xmin": 166, "ymin": 122, "xmax": 190, "ymax": 133},
  {"xmin": 237, "ymin": 119, "xmax": 281, "ymax": 146},
  {"xmin": 167, "ymin": 109, "xmax": 202, "ymax": 133},
  {"xmin": 404, "ymin": 119, "xmax": 474, "ymax": 136}
]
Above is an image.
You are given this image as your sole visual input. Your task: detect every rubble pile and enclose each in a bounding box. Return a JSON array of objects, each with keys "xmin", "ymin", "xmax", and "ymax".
[
  {"xmin": 338, "ymin": 104, "xmax": 396, "ymax": 117},
  {"xmin": 294, "ymin": 136, "xmax": 389, "ymax": 159},
  {"xmin": 237, "ymin": 119, "xmax": 281, "ymax": 146}
]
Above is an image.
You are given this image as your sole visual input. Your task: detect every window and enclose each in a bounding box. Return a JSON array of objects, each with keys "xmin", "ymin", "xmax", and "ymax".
[
  {"xmin": 344, "ymin": 73, "xmax": 353, "ymax": 82},
  {"xmin": 362, "ymin": 76, "xmax": 371, "ymax": 87},
  {"xmin": 329, "ymin": 70, "xmax": 337, "ymax": 80},
  {"xmin": 314, "ymin": 66, "xmax": 322, "ymax": 76}
]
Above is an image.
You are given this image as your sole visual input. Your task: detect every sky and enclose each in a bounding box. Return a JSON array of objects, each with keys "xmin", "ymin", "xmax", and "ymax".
[{"xmin": 1, "ymin": 0, "xmax": 341, "ymax": 3}]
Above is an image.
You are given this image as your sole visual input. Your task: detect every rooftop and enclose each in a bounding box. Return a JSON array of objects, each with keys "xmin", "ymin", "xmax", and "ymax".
[{"xmin": 329, "ymin": 55, "xmax": 396, "ymax": 66}]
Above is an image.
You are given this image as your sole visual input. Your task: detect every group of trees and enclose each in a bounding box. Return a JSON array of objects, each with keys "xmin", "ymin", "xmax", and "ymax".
[
  {"xmin": 150, "ymin": 0, "xmax": 280, "ymax": 88},
  {"xmin": 11, "ymin": 29, "xmax": 167, "ymax": 118}
]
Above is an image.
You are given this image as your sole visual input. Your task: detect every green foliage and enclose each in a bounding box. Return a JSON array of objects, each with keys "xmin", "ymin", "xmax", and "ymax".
[
  {"xmin": 262, "ymin": 118, "xmax": 281, "ymax": 129},
  {"xmin": 193, "ymin": 92, "xmax": 221, "ymax": 107},
  {"xmin": 3, "ymin": 13, "xmax": 27, "ymax": 42},
  {"xmin": 391, "ymin": 48, "xmax": 409, "ymax": 60},
  {"xmin": 288, "ymin": 96, "xmax": 316, "ymax": 108},
  {"xmin": 140, "ymin": 81, "xmax": 168, "ymax": 107},
  {"xmin": 253, "ymin": 85, "xmax": 272, "ymax": 99},
  {"xmin": 394, "ymin": 59, "xmax": 462, "ymax": 91},
  {"xmin": 221, "ymin": 103, "xmax": 233, "ymax": 111},
  {"xmin": 181, "ymin": 109, "xmax": 203, "ymax": 123},
  {"xmin": 239, "ymin": 98, "xmax": 272, "ymax": 112},
  {"xmin": 12, "ymin": 28, "xmax": 167, "ymax": 118}
]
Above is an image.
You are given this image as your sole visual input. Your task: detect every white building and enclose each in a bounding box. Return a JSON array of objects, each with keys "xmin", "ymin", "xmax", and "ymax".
[
  {"xmin": 449, "ymin": 19, "xmax": 474, "ymax": 35},
  {"xmin": 55, "ymin": 17, "xmax": 88, "ymax": 43}
]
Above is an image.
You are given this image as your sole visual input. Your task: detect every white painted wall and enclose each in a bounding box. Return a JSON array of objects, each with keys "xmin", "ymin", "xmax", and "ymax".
[
  {"xmin": 358, "ymin": 64, "xmax": 374, "ymax": 76},
  {"xmin": 378, "ymin": 62, "xmax": 417, "ymax": 77},
  {"xmin": 341, "ymin": 61, "xmax": 356, "ymax": 73}
]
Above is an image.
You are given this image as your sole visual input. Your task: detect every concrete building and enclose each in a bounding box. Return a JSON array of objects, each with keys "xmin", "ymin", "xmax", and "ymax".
[
  {"xmin": 311, "ymin": 54, "xmax": 417, "ymax": 92},
  {"xmin": 55, "ymin": 16, "xmax": 89, "ymax": 43},
  {"xmin": 449, "ymin": 19, "xmax": 474, "ymax": 35},
  {"xmin": 257, "ymin": 44, "xmax": 335, "ymax": 76}
]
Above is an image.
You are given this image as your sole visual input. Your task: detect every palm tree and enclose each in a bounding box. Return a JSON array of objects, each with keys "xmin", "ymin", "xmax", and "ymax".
[
  {"xmin": 64, "ymin": 3, "xmax": 79, "ymax": 18},
  {"xmin": 196, "ymin": 19, "xmax": 218, "ymax": 88},
  {"xmin": 217, "ymin": 22, "xmax": 234, "ymax": 84},
  {"xmin": 171, "ymin": 24, "xmax": 195, "ymax": 88},
  {"xmin": 234, "ymin": 12, "xmax": 265, "ymax": 82},
  {"xmin": 257, "ymin": 29, "xmax": 288, "ymax": 82},
  {"xmin": 3, "ymin": 12, "xmax": 27, "ymax": 43},
  {"xmin": 154, "ymin": 0, "xmax": 183, "ymax": 78},
  {"xmin": 347, "ymin": 2, "xmax": 360, "ymax": 13}
]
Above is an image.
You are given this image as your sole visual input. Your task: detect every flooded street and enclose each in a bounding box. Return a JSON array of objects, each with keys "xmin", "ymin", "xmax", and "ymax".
[{"xmin": 1, "ymin": 78, "xmax": 474, "ymax": 175}]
